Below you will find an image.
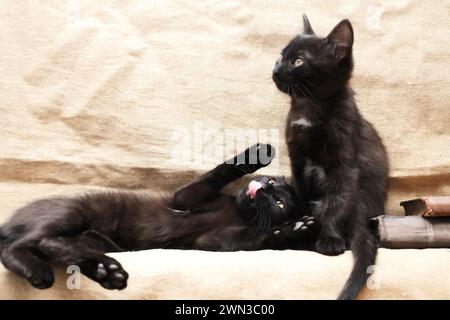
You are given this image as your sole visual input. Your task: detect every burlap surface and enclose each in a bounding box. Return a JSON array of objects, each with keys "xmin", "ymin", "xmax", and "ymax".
[{"xmin": 0, "ymin": 1, "xmax": 448, "ymax": 299}]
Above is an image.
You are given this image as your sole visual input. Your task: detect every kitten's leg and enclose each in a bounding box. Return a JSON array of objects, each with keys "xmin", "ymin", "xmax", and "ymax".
[
  {"xmin": 1, "ymin": 237, "xmax": 55, "ymax": 289},
  {"xmin": 38, "ymin": 234, "xmax": 128, "ymax": 290},
  {"xmin": 0, "ymin": 198, "xmax": 92, "ymax": 288},
  {"xmin": 173, "ymin": 143, "xmax": 275, "ymax": 211},
  {"xmin": 314, "ymin": 166, "xmax": 358, "ymax": 256},
  {"xmin": 193, "ymin": 217, "xmax": 318, "ymax": 251}
]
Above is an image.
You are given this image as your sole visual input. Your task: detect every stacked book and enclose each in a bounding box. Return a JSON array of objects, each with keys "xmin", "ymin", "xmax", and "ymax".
[{"xmin": 372, "ymin": 197, "xmax": 450, "ymax": 248}]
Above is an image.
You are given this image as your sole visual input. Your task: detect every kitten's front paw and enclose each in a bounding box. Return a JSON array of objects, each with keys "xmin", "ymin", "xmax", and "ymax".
[
  {"xmin": 315, "ymin": 236, "xmax": 346, "ymax": 256},
  {"xmin": 232, "ymin": 143, "xmax": 275, "ymax": 173},
  {"xmin": 273, "ymin": 216, "xmax": 317, "ymax": 237}
]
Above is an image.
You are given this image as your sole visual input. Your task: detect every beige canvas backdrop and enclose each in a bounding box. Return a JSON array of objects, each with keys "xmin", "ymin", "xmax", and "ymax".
[
  {"xmin": 0, "ymin": 0, "xmax": 449, "ymax": 299},
  {"xmin": 0, "ymin": 0, "xmax": 449, "ymax": 214}
]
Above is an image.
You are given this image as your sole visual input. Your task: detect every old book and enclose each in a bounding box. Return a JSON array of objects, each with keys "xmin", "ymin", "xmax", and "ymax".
[
  {"xmin": 400, "ymin": 196, "xmax": 450, "ymax": 217},
  {"xmin": 372, "ymin": 215, "xmax": 450, "ymax": 249}
]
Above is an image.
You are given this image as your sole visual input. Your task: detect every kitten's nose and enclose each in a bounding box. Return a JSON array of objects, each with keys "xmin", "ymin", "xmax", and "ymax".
[
  {"xmin": 272, "ymin": 70, "xmax": 279, "ymax": 79},
  {"xmin": 272, "ymin": 71, "xmax": 280, "ymax": 83},
  {"xmin": 272, "ymin": 62, "xmax": 281, "ymax": 80},
  {"xmin": 273, "ymin": 63, "xmax": 280, "ymax": 74}
]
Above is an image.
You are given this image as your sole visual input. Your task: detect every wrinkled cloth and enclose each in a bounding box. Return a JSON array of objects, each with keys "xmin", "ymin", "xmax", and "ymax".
[{"xmin": 0, "ymin": 1, "xmax": 449, "ymax": 299}]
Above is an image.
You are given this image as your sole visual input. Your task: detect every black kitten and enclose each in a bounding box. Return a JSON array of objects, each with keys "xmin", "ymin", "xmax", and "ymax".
[
  {"xmin": 272, "ymin": 16, "xmax": 389, "ymax": 299},
  {"xmin": 0, "ymin": 144, "xmax": 318, "ymax": 290}
]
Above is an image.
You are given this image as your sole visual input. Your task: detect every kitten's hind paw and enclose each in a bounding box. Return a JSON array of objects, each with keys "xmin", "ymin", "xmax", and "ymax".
[
  {"xmin": 84, "ymin": 256, "xmax": 129, "ymax": 290},
  {"xmin": 28, "ymin": 267, "xmax": 55, "ymax": 289},
  {"xmin": 95, "ymin": 262, "xmax": 128, "ymax": 290}
]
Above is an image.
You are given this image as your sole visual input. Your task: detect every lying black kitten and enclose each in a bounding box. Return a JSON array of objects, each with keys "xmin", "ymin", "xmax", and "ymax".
[
  {"xmin": 0, "ymin": 144, "xmax": 318, "ymax": 290},
  {"xmin": 272, "ymin": 16, "xmax": 389, "ymax": 299}
]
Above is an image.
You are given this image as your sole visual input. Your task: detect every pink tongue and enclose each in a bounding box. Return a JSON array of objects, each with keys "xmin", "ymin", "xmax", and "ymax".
[{"xmin": 247, "ymin": 180, "xmax": 263, "ymax": 199}]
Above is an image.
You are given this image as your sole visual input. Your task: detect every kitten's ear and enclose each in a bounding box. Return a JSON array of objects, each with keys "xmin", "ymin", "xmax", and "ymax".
[
  {"xmin": 326, "ymin": 19, "xmax": 354, "ymax": 61},
  {"xmin": 302, "ymin": 14, "xmax": 314, "ymax": 34}
]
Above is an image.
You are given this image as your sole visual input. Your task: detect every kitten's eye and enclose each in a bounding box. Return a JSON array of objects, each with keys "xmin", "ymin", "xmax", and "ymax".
[
  {"xmin": 294, "ymin": 58, "xmax": 304, "ymax": 67},
  {"xmin": 276, "ymin": 200, "xmax": 284, "ymax": 209},
  {"xmin": 268, "ymin": 179, "xmax": 275, "ymax": 185}
]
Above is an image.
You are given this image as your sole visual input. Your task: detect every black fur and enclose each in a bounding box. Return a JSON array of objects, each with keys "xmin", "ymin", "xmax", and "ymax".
[
  {"xmin": 0, "ymin": 144, "xmax": 319, "ymax": 290},
  {"xmin": 272, "ymin": 16, "xmax": 389, "ymax": 299}
]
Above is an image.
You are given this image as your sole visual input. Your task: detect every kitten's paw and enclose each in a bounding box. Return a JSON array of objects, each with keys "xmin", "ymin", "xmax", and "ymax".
[
  {"xmin": 315, "ymin": 236, "xmax": 346, "ymax": 256},
  {"xmin": 86, "ymin": 257, "xmax": 128, "ymax": 290},
  {"xmin": 232, "ymin": 143, "xmax": 276, "ymax": 172},
  {"xmin": 273, "ymin": 216, "xmax": 317, "ymax": 237},
  {"xmin": 297, "ymin": 215, "xmax": 318, "ymax": 231},
  {"xmin": 28, "ymin": 267, "xmax": 55, "ymax": 289},
  {"xmin": 254, "ymin": 143, "xmax": 275, "ymax": 167}
]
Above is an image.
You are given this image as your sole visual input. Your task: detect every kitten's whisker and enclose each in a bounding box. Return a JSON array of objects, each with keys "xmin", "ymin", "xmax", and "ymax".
[
  {"xmin": 261, "ymin": 207, "xmax": 271, "ymax": 230},
  {"xmin": 264, "ymin": 208, "xmax": 272, "ymax": 230},
  {"xmin": 258, "ymin": 207, "xmax": 266, "ymax": 229},
  {"xmin": 258, "ymin": 209, "xmax": 266, "ymax": 229},
  {"xmin": 298, "ymin": 83, "xmax": 317, "ymax": 102},
  {"xmin": 266, "ymin": 215, "xmax": 272, "ymax": 230},
  {"xmin": 292, "ymin": 84, "xmax": 304, "ymax": 98},
  {"xmin": 290, "ymin": 85, "xmax": 298, "ymax": 99},
  {"xmin": 295, "ymin": 83, "xmax": 323, "ymax": 107},
  {"xmin": 262, "ymin": 211, "xmax": 268, "ymax": 230},
  {"xmin": 300, "ymin": 83, "xmax": 320, "ymax": 104},
  {"xmin": 250, "ymin": 209, "xmax": 262, "ymax": 225}
]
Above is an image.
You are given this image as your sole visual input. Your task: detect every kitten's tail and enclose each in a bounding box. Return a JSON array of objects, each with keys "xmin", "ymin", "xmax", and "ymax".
[{"xmin": 337, "ymin": 227, "xmax": 377, "ymax": 300}]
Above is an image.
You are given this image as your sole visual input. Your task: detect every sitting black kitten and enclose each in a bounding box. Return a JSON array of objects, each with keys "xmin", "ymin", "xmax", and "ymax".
[
  {"xmin": 272, "ymin": 16, "xmax": 389, "ymax": 299},
  {"xmin": 0, "ymin": 144, "xmax": 318, "ymax": 290}
]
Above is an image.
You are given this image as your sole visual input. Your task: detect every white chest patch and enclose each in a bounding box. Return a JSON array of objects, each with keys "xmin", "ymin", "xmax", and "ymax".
[{"xmin": 290, "ymin": 117, "xmax": 313, "ymax": 128}]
